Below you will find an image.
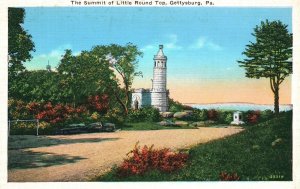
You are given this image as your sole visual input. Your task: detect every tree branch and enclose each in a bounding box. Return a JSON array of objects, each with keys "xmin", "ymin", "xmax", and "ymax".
[{"xmin": 270, "ymin": 78, "xmax": 275, "ymax": 93}]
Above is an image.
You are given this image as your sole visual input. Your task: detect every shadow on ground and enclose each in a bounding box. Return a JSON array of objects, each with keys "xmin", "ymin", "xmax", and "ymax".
[
  {"xmin": 8, "ymin": 136, "xmax": 119, "ymax": 150},
  {"xmin": 8, "ymin": 150, "xmax": 87, "ymax": 169}
]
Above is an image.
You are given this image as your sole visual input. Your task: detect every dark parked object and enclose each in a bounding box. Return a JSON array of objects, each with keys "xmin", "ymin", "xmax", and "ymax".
[
  {"xmin": 102, "ymin": 122, "xmax": 116, "ymax": 132},
  {"xmin": 56, "ymin": 122, "xmax": 116, "ymax": 135},
  {"xmin": 87, "ymin": 122, "xmax": 104, "ymax": 132},
  {"xmin": 58, "ymin": 123, "xmax": 87, "ymax": 134}
]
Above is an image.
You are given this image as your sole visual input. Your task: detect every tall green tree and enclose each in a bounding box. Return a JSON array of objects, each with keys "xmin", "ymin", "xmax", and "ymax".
[
  {"xmin": 238, "ymin": 20, "xmax": 292, "ymax": 115},
  {"xmin": 57, "ymin": 49, "xmax": 114, "ymax": 107},
  {"xmin": 92, "ymin": 43, "xmax": 143, "ymax": 114},
  {"xmin": 10, "ymin": 70, "xmax": 62, "ymax": 103},
  {"xmin": 57, "ymin": 44, "xmax": 142, "ymax": 114},
  {"xmin": 8, "ymin": 8, "xmax": 35, "ymax": 100},
  {"xmin": 8, "ymin": 8, "xmax": 35, "ymax": 78}
]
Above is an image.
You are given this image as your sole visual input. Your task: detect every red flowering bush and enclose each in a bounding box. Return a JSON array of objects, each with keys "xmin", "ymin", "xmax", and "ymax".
[
  {"xmin": 246, "ymin": 110, "xmax": 261, "ymax": 124},
  {"xmin": 117, "ymin": 143, "xmax": 189, "ymax": 177},
  {"xmin": 88, "ymin": 94, "xmax": 109, "ymax": 114},
  {"xmin": 219, "ymin": 171, "xmax": 240, "ymax": 181},
  {"xmin": 207, "ymin": 109, "xmax": 218, "ymax": 121},
  {"xmin": 28, "ymin": 102, "xmax": 87, "ymax": 124}
]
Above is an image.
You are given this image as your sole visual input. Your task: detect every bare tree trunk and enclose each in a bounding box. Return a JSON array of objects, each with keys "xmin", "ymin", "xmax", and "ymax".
[
  {"xmin": 270, "ymin": 78, "xmax": 280, "ymax": 116},
  {"xmin": 73, "ymin": 94, "xmax": 76, "ymax": 108},
  {"xmin": 274, "ymin": 87, "xmax": 280, "ymax": 115},
  {"xmin": 113, "ymin": 91, "xmax": 128, "ymax": 115}
]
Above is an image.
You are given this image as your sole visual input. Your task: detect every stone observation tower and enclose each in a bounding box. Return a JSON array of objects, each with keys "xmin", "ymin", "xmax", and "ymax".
[
  {"xmin": 131, "ymin": 45, "xmax": 169, "ymax": 112},
  {"xmin": 151, "ymin": 45, "xmax": 168, "ymax": 112}
]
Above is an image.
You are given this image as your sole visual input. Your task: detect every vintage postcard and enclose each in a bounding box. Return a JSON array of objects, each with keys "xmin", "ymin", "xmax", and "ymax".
[{"xmin": 0, "ymin": 0, "xmax": 299, "ymax": 189}]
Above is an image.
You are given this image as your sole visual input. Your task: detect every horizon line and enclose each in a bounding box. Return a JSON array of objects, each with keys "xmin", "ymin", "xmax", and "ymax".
[{"xmin": 183, "ymin": 102, "xmax": 293, "ymax": 106}]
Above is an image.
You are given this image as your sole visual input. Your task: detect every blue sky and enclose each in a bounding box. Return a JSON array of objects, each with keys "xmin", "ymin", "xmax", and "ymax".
[{"xmin": 23, "ymin": 7, "xmax": 292, "ymax": 103}]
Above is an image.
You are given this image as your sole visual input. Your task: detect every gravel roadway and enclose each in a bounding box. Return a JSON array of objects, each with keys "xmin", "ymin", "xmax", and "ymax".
[{"xmin": 8, "ymin": 127, "xmax": 243, "ymax": 182}]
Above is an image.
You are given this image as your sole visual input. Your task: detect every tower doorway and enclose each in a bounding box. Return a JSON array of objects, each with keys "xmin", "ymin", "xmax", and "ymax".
[{"xmin": 134, "ymin": 99, "xmax": 139, "ymax": 110}]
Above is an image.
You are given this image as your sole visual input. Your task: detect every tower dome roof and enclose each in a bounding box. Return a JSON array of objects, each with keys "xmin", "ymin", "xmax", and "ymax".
[{"xmin": 154, "ymin": 45, "xmax": 167, "ymax": 60}]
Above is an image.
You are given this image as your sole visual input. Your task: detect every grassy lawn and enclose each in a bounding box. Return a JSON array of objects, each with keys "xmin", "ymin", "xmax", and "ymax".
[
  {"xmin": 120, "ymin": 122, "xmax": 196, "ymax": 131},
  {"xmin": 96, "ymin": 111, "xmax": 292, "ymax": 181}
]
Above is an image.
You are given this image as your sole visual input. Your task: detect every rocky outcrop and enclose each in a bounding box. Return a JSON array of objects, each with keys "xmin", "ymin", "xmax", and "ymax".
[
  {"xmin": 191, "ymin": 121, "xmax": 206, "ymax": 127},
  {"xmin": 158, "ymin": 120, "xmax": 175, "ymax": 126},
  {"xmin": 160, "ymin": 112, "xmax": 174, "ymax": 118},
  {"xmin": 174, "ymin": 121, "xmax": 189, "ymax": 126},
  {"xmin": 173, "ymin": 112, "xmax": 190, "ymax": 119}
]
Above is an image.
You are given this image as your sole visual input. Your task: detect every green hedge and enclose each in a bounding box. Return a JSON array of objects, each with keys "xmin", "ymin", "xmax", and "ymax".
[{"xmin": 127, "ymin": 106, "xmax": 160, "ymax": 122}]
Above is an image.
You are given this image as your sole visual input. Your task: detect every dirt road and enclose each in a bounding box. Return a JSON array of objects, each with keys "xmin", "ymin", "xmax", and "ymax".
[{"xmin": 8, "ymin": 127, "xmax": 243, "ymax": 182}]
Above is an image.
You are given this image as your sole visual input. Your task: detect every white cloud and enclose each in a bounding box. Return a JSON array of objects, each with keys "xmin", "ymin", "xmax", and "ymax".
[
  {"xmin": 165, "ymin": 34, "xmax": 182, "ymax": 50},
  {"xmin": 141, "ymin": 34, "xmax": 182, "ymax": 52},
  {"xmin": 140, "ymin": 45, "xmax": 155, "ymax": 52},
  {"xmin": 190, "ymin": 37, "xmax": 206, "ymax": 49},
  {"xmin": 38, "ymin": 44, "xmax": 72, "ymax": 59},
  {"xmin": 25, "ymin": 44, "xmax": 73, "ymax": 70},
  {"xmin": 207, "ymin": 42, "xmax": 222, "ymax": 51},
  {"xmin": 189, "ymin": 37, "xmax": 222, "ymax": 51},
  {"xmin": 73, "ymin": 51, "xmax": 81, "ymax": 56}
]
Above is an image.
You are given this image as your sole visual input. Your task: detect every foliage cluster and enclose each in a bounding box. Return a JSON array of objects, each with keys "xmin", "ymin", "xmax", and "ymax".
[
  {"xmin": 8, "ymin": 98, "xmax": 111, "ymax": 134},
  {"xmin": 8, "ymin": 8, "xmax": 35, "ymax": 79},
  {"xmin": 87, "ymin": 94, "xmax": 109, "ymax": 114},
  {"xmin": 245, "ymin": 110, "xmax": 261, "ymax": 124},
  {"xmin": 27, "ymin": 102, "xmax": 87, "ymax": 125},
  {"xmin": 177, "ymin": 107, "xmax": 274, "ymax": 125},
  {"xmin": 219, "ymin": 171, "xmax": 240, "ymax": 181},
  {"xmin": 127, "ymin": 106, "xmax": 160, "ymax": 122},
  {"xmin": 182, "ymin": 109, "xmax": 233, "ymax": 124},
  {"xmin": 168, "ymin": 98, "xmax": 193, "ymax": 112},
  {"xmin": 116, "ymin": 143, "xmax": 189, "ymax": 178},
  {"xmin": 243, "ymin": 110, "xmax": 275, "ymax": 125}
]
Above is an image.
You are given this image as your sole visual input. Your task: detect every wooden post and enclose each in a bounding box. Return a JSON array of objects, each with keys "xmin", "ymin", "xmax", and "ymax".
[
  {"xmin": 8, "ymin": 120, "xmax": 10, "ymax": 136},
  {"xmin": 36, "ymin": 119, "xmax": 39, "ymax": 136}
]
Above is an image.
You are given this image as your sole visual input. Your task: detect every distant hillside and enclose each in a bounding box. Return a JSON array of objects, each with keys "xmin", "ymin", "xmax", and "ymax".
[{"xmin": 186, "ymin": 103, "xmax": 292, "ymax": 112}]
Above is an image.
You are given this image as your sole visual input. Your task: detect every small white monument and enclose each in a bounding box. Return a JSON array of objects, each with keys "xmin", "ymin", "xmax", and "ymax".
[{"xmin": 231, "ymin": 111, "xmax": 244, "ymax": 125}]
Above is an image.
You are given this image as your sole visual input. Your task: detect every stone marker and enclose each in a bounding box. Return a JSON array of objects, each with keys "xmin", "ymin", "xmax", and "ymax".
[{"xmin": 231, "ymin": 111, "xmax": 245, "ymax": 125}]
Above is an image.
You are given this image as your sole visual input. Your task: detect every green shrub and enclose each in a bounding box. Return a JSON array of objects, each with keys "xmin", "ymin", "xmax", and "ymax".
[
  {"xmin": 217, "ymin": 111, "xmax": 226, "ymax": 123},
  {"xmin": 198, "ymin": 109, "xmax": 208, "ymax": 121},
  {"xmin": 189, "ymin": 109, "xmax": 208, "ymax": 121},
  {"xmin": 260, "ymin": 110, "xmax": 274, "ymax": 121},
  {"xmin": 9, "ymin": 121, "xmax": 36, "ymax": 135},
  {"xmin": 8, "ymin": 99, "xmax": 33, "ymax": 120},
  {"xmin": 225, "ymin": 113, "xmax": 233, "ymax": 124},
  {"xmin": 90, "ymin": 112, "xmax": 100, "ymax": 121},
  {"xmin": 217, "ymin": 111, "xmax": 234, "ymax": 124},
  {"xmin": 168, "ymin": 98, "xmax": 189, "ymax": 112},
  {"xmin": 127, "ymin": 106, "xmax": 160, "ymax": 122},
  {"xmin": 104, "ymin": 107, "xmax": 125, "ymax": 125}
]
